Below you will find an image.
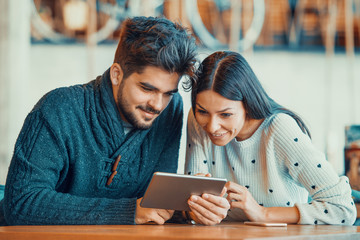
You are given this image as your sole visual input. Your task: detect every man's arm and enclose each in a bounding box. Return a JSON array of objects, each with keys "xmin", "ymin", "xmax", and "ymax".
[{"xmin": 3, "ymin": 111, "xmax": 137, "ymax": 225}]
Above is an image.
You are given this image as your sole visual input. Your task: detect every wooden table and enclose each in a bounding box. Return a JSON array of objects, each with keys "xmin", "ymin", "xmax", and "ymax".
[{"xmin": 1, "ymin": 223, "xmax": 360, "ymax": 240}]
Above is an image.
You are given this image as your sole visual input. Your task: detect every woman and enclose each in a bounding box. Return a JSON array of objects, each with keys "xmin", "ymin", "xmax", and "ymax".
[{"xmin": 185, "ymin": 51, "xmax": 356, "ymax": 225}]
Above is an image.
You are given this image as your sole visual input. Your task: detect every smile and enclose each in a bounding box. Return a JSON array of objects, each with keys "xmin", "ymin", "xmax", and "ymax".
[
  {"xmin": 211, "ymin": 132, "xmax": 227, "ymax": 137},
  {"xmin": 141, "ymin": 109, "xmax": 155, "ymax": 116}
]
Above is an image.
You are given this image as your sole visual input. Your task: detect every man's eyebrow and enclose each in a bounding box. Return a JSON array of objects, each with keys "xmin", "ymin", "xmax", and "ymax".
[
  {"xmin": 140, "ymin": 82, "xmax": 178, "ymax": 94},
  {"xmin": 140, "ymin": 82, "xmax": 158, "ymax": 91}
]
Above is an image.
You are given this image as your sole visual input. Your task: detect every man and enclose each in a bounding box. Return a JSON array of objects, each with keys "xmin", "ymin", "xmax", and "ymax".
[{"xmin": 0, "ymin": 16, "xmax": 197, "ymax": 225}]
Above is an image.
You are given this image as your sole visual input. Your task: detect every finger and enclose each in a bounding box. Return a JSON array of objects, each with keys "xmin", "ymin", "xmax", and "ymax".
[
  {"xmin": 188, "ymin": 201, "xmax": 220, "ymax": 225},
  {"xmin": 226, "ymin": 193, "xmax": 246, "ymax": 210},
  {"xmin": 194, "ymin": 173, "xmax": 206, "ymax": 176},
  {"xmin": 226, "ymin": 192, "xmax": 242, "ymax": 202},
  {"xmin": 156, "ymin": 209, "xmax": 173, "ymax": 221},
  {"xmin": 230, "ymin": 200, "xmax": 244, "ymax": 209},
  {"xmin": 225, "ymin": 181, "xmax": 246, "ymax": 194},
  {"xmin": 150, "ymin": 212, "xmax": 166, "ymax": 225},
  {"xmin": 202, "ymin": 193, "xmax": 230, "ymax": 209},
  {"xmin": 188, "ymin": 196, "xmax": 227, "ymax": 222},
  {"xmin": 194, "ymin": 173, "xmax": 210, "ymax": 177},
  {"xmin": 220, "ymin": 187, "xmax": 227, "ymax": 197}
]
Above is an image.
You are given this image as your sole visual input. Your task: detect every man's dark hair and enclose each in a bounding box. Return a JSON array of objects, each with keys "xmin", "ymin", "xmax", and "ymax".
[{"xmin": 114, "ymin": 16, "xmax": 197, "ymax": 80}]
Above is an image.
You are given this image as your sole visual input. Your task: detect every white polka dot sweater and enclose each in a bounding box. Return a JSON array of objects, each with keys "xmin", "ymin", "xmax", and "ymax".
[{"xmin": 185, "ymin": 112, "xmax": 356, "ymax": 225}]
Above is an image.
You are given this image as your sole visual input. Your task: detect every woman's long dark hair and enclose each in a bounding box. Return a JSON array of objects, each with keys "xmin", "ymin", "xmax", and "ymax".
[{"xmin": 189, "ymin": 51, "xmax": 311, "ymax": 138}]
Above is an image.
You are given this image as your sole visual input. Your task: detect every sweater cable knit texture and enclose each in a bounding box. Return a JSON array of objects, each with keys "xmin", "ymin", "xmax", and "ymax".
[{"xmin": 0, "ymin": 68, "xmax": 183, "ymax": 225}]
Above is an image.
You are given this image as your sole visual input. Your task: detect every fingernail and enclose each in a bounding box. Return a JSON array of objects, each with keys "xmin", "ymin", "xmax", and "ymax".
[
  {"xmin": 191, "ymin": 196, "xmax": 198, "ymax": 201},
  {"xmin": 203, "ymin": 194, "xmax": 208, "ymax": 199},
  {"xmin": 188, "ymin": 201, "xmax": 194, "ymax": 206}
]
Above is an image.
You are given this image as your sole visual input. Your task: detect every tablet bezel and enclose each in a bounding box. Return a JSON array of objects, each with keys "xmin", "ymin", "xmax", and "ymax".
[{"xmin": 140, "ymin": 172, "xmax": 227, "ymax": 211}]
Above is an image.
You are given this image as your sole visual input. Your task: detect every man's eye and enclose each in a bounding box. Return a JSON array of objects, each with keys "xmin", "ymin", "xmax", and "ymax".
[{"xmin": 141, "ymin": 86, "xmax": 152, "ymax": 92}]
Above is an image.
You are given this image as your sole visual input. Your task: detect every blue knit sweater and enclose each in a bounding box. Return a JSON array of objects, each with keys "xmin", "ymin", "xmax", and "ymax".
[{"xmin": 0, "ymin": 69, "xmax": 183, "ymax": 225}]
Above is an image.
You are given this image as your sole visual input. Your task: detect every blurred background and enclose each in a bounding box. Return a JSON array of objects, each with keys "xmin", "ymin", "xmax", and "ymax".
[{"xmin": 0, "ymin": 0, "xmax": 359, "ymax": 186}]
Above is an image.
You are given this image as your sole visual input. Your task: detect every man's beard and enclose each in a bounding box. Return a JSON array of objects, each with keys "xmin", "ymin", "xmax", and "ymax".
[{"xmin": 116, "ymin": 84, "xmax": 160, "ymax": 130}]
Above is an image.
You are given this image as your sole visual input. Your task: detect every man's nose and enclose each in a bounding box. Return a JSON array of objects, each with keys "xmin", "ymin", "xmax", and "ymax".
[{"xmin": 148, "ymin": 93, "xmax": 164, "ymax": 112}]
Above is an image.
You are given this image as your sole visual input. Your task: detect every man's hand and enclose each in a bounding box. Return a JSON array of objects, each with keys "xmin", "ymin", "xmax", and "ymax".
[{"xmin": 135, "ymin": 198, "xmax": 174, "ymax": 224}]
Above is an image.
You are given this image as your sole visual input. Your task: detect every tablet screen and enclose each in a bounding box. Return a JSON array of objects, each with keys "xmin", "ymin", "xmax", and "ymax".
[{"xmin": 140, "ymin": 172, "xmax": 227, "ymax": 211}]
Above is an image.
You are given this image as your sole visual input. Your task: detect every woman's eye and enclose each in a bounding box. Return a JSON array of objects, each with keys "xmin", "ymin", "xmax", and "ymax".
[
  {"xmin": 196, "ymin": 109, "xmax": 207, "ymax": 115},
  {"xmin": 221, "ymin": 113, "xmax": 232, "ymax": 118}
]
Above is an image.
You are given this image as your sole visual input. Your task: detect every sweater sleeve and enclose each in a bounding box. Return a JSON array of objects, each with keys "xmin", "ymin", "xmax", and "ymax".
[
  {"xmin": 270, "ymin": 114, "xmax": 356, "ymax": 225},
  {"xmin": 3, "ymin": 110, "xmax": 137, "ymax": 225},
  {"xmin": 185, "ymin": 109, "xmax": 210, "ymax": 175}
]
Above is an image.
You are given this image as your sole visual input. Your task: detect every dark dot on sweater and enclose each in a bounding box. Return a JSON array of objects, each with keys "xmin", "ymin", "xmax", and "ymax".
[
  {"xmin": 245, "ymin": 185, "xmax": 249, "ymax": 189},
  {"xmin": 232, "ymin": 167, "xmax": 235, "ymax": 171},
  {"xmin": 259, "ymin": 203, "xmax": 263, "ymax": 206},
  {"xmin": 311, "ymin": 185, "xmax": 316, "ymax": 189},
  {"xmin": 251, "ymin": 159, "xmax": 256, "ymax": 164},
  {"xmin": 351, "ymin": 201, "xmax": 354, "ymax": 205},
  {"xmin": 203, "ymin": 160, "xmax": 207, "ymax": 164},
  {"xmin": 294, "ymin": 162, "xmax": 299, "ymax": 166},
  {"xmin": 317, "ymin": 164, "xmax": 321, "ymax": 168},
  {"xmin": 309, "ymin": 202, "xmax": 312, "ymax": 205},
  {"xmin": 342, "ymin": 220, "xmax": 345, "ymax": 223},
  {"xmin": 269, "ymin": 189, "xmax": 273, "ymax": 193},
  {"xmin": 212, "ymin": 161, "xmax": 215, "ymax": 165},
  {"xmin": 188, "ymin": 171, "xmax": 191, "ymax": 175},
  {"xmin": 287, "ymin": 201, "xmax": 290, "ymax": 206},
  {"xmin": 324, "ymin": 209, "xmax": 328, "ymax": 214},
  {"xmin": 188, "ymin": 144, "xmax": 191, "ymax": 148},
  {"xmin": 294, "ymin": 138, "xmax": 298, "ymax": 142},
  {"xmin": 314, "ymin": 220, "xmax": 318, "ymax": 224}
]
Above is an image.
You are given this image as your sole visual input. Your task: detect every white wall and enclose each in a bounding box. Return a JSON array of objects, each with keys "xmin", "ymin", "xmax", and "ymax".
[
  {"xmin": 0, "ymin": 0, "xmax": 30, "ymax": 185},
  {"xmin": 1, "ymin": 42, "xmax": 359, "ymax": 184}
]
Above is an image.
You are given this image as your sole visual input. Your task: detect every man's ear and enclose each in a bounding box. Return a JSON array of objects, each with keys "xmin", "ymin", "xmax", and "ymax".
[{"xmin": 110, "ymin": 63, "xmax": 123, "ymax": 86}]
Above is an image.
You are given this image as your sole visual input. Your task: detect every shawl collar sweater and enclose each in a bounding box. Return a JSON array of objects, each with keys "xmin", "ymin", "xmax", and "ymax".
[{"xmin": 0, "ymin": 69, "xmax": 183, "ymax": 225}]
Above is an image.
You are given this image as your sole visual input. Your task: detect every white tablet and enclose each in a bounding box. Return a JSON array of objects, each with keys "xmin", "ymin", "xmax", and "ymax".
[{"xmin": 140, "ymin": 172, "xmax": 227, "ymax": 211}]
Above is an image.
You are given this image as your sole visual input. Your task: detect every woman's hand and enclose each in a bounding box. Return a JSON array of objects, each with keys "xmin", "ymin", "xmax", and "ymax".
[
  {"xmin": 186, "ymin": 173, "xmax": 230, "ymax": 225},
  {"xmin": 225, "ymin": 181, "xmax": 266, "ymax": 222}
]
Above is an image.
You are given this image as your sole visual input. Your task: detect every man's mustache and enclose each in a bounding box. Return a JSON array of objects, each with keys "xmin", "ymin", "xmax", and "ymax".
[{"xmin": 136, "ymin": 105, "xmax": 161, "ymax": 115}]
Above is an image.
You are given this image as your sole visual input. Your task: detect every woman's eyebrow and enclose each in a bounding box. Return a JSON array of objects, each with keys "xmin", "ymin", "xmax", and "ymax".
[{"xmin": 196, "ymin": 103, "xmax": 233, "ymax": 113}]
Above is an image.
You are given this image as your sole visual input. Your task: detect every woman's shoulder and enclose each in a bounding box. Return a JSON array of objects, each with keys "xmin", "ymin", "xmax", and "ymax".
[
  {"xmin": 265, "ymin": 113, "xmax": 308, "ymax": 141},
  {"xmin": 267, "ymin": 113, "xmax": 302, "ymax": 131}
]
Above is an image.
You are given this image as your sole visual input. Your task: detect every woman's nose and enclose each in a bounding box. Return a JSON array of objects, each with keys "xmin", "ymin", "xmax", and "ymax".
[{"xmin": 206, "ymin": 117, "xmax": 220, "ymax": 133}]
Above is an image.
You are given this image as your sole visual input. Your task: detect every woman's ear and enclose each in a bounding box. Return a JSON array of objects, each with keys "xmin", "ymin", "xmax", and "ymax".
[{"xmin": 110, "ymin": 63, "xmax": 123, "ymax": 86}]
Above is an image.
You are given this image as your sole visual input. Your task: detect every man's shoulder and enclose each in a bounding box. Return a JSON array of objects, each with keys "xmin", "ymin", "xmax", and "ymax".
[{"xmin": 33, "ymin": 83, "xmax": 91, "ymax": 113}]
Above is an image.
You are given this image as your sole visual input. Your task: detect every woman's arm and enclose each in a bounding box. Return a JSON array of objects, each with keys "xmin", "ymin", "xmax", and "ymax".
[{"xmin": 226, "ymin": 181, "xmax": 300, "ymax": 223}]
